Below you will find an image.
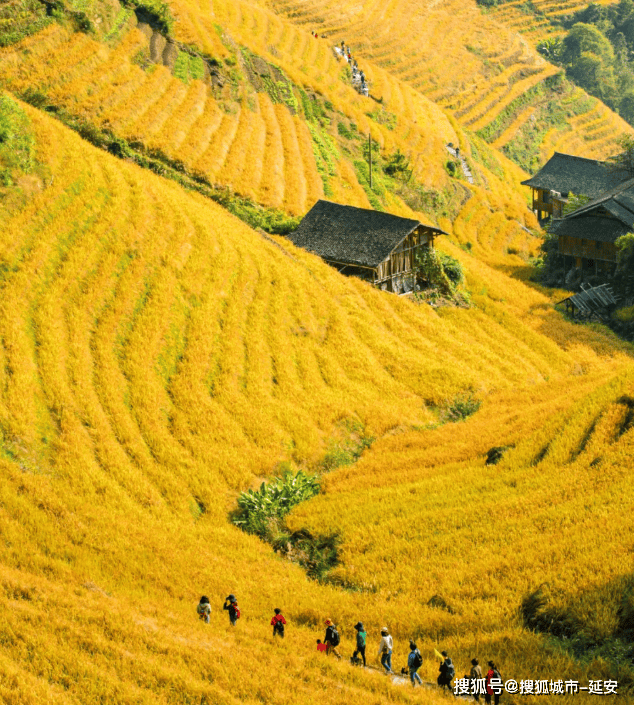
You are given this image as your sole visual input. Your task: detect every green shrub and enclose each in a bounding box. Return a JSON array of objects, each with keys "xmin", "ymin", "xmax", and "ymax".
[
  {"xmin": 232, "ymin": 470, "xmax": 320, "ymax": 536},
  {"xmin": 442, "ymin": 391, "xmax": 481, "ymax": 422},
  {"xmin": 437, "ymin": 251, "xmax": 464, "ymax": 286}
]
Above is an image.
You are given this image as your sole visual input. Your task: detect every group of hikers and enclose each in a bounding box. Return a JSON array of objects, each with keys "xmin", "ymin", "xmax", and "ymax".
[
  {"xmin": 333, "ymin": 40, "xmax": 369, "ymax": 96},
  {"xmin": 197, "ymin": 595, "xmax": 503, "ymax": 701}
]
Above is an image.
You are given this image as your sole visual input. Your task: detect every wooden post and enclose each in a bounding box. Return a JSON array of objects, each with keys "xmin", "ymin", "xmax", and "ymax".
[{"xmin": 368, "ymin": 133, "xmax": 372, "ymax": 189}]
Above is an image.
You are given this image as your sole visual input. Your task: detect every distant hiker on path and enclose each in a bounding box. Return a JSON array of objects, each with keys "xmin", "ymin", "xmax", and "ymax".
[
  {"xmin": 223, "ymin": 594, "xmax": 240, "ymax": 626},
  {"xmin": 471, "ymin": 658, "xmax": 483, "ymax": 702},
  {"xmin": 351, "ymin": 622, "xmax": 367, "ymax": 666},
  {"xmin": 485, "ymin": 661, "xmax": 502, "ymax": 705},
  {"xmin": 408, "ymin": 640, "xmax": 423, "ymax": 686},
  {"xmin": 197, "ymin": 595, "xmax": 211, "ymax": 623},
  {"xmin": 324, "ymin": 619, "xmax": 342, "ymax": 658},
  {"xmin": 377, "ymin": 627, "xmax": 393, "ymax": 675},
  {"xmin": 438, "ymin": 650, "xmax": 455, "ymax": 694},
  {"xmin": 271, "ymin": 608, "xmax": 286, "ymax": 638}
]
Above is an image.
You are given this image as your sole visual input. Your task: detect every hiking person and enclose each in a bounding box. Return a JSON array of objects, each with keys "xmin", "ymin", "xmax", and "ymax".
[
  {"xmin": 223, "ymin": 594, "xmax": 240, "ymax": 626},
  {"xmin": 485, "ymin": 661, "xmax": 502, "ymax": 704},
  {"xmin": 351, "ymin": 622, "xmax": 367, "ymax": 666},
  {"xmin": 408, "ymin": 640, "xmax": 423, "ymax": 687},
  {"xmin": 438, "ymin": 651, "xmax": 455, "ymax": 694},
  {"xmin": 271, "ymin": 608, "xmax": 286, "ymax": 638},
  {"xmin": 196, "ymin": 595, "xmax": 211, "ymax": 623},
  {"xmin": 323, "ymin": 619, "xmax": 342, "ymax": 659},
  {"xmin": 377, "ymin": 627, "xmax": 393, "ymax": 675},
  {"xmin": 471, "ymin": 658, "xmax": 483, "ymax": 702}
]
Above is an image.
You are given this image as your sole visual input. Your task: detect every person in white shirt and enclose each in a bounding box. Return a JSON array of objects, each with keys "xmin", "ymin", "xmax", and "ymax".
[{"xmin": 377, "ymin": 627, "xmax": 393, "ymax": 674}]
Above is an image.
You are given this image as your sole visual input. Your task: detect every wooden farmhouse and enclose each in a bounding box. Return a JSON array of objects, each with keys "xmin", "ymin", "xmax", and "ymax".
[
  {"xmin": 549, "ymin": 177, "xmax": 634, "ymax": 275},
  {"xmin": 288, "ymin": 200, "xmax": 447, "ymax": 293},
  {"xmin": 521, "ymin": 152, "xmax": 628, "ymax": 220}
]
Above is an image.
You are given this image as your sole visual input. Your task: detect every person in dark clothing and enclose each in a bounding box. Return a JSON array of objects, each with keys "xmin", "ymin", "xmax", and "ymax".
[
  {"xmin": 271, "ymin": 608, "xmax": 286, "ymax": 638},
  {"xmin": 438, "ymin": 651, "xmax": 455, "ymax": 695},
  {"xmin": 408, "ymin": 640, "xmax": 423, "ymax": 687},
  {"xmin": 323, "ymin": 618, "xmax": 342, "ymax": 658},
  {"xmin": 223, "ymin": 594, "xmax": 240, "ymax": 626},
  {"xmin": 351, "ymin": 621, "xmax": 367, "ymax": 666}
]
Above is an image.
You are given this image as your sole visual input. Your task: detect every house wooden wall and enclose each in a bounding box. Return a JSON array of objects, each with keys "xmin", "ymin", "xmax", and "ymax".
[
  {"xmin": 532, "ymin": 188, "xmax": 564, "ymax": 219},
  {"xmin": 558, "ymin": 235, "xmax": 617, "ymax": 263},
  {"xmin": 374, "ymin": 227, "xmax": 434, "ymax": 293}
]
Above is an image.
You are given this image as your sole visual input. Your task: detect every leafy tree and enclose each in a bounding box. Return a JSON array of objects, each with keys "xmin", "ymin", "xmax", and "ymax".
[
  {"xmin": 607, "ymin": 134, "xmax": 634, "ymax": 176},
  {"xmin": 619, "ymin": 92, "xmax": 634, "ymax": 123},
  {"xmin": 561, "ymin": 23, "xmax": 615, "ymax": 65},
  {"xmin": 567, "ymin": 52, "xmax": 618, "ymax": 104},
  {"xmin": 615, "ymin": 232, "xmax": 634, "ymax": 269}
]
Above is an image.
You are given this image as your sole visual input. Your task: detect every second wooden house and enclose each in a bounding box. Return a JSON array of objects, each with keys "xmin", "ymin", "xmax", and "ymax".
[
  {"xmin": 549, "ymin": 177, "xmax": 634, "ymax": 275},
  {"xmin": 521, "ymin": 152, "xmax": 628, "ymax": 220}
]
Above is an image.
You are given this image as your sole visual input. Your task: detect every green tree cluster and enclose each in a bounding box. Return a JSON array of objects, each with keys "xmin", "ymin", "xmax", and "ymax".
[{"xmin": 541, "ymin": 1, "xmax": 634, "ymax": 125}]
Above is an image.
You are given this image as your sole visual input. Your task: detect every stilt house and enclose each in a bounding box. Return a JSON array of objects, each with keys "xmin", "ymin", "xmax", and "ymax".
[
  {"xmin": 521, "ymin": 152, "xmax": 628, "ymax": 220},
  {"xmin": 288, "ymin": 200, "xmax": 447, "ymax": 293},
  {"xmin": 549, "ymin": 177, "xmax": 634, "ymax": 276}
]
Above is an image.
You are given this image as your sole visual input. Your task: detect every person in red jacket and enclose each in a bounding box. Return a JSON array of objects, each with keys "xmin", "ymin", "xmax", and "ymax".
[
  {"xmin": 485, "ymin": 661, "xmax": 502, "ymax": 705},
  {"xmin": 271, "ymin": 608, "xmax": 286, "ymax": 638}
]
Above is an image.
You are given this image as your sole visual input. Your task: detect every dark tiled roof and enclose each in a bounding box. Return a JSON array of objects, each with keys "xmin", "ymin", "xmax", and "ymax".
[
  {"xmin": 521, "ymin": 152, "xmax": 629, "ymax": 198},
  {"xmin": 565, "ymin": 177, "xmax": 634, "ymax": 229},
  {"xmin": 287, "ymin": 200, "xmax": 446, "ymax": 268},
  {"xmin": 550, "ymin": 216, "xmax": 630, "ymax": 243}
]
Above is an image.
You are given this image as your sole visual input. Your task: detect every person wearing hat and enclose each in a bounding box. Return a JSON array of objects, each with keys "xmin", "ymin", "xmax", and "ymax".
[
  {"xmin": 470, "ymin": 658, "xmax": 483, "ymax": 702},
  {"xmin": 438, "ymin": 650, "xmax": 455, "ymax": 694},
  {"xmin": 223, "ymin": 594, "xmax": 240, "ymax": 626},
  {"xmin": 377, "ymin": 627, "xmax": 393, "ymax": 675},
  {"xmin": 408, "ymin": 640, "xmax": 423, "ymax": 686},
  {"xmin": 351, "ymin": 622, "xmax": 367, "ymax": 666},
  {"xmin": 323, "ymin": 619, "xmax": 342, "ymax": 659}
]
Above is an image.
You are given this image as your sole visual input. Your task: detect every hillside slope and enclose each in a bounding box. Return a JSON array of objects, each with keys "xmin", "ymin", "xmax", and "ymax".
[
  {"xmin": 1, "ymin": 88, "xmax": 633, "ymax": 701},
  {"xmin": 2, "ymin": 0, "xmax": 634, "ymax": 701}
]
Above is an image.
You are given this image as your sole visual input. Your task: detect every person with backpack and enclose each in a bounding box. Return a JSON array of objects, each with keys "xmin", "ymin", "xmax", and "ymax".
[
  {"xmin": 223, "ymin": 594, "xmax": 240, "ymax": 626},
  {"xmin": 471, "ymin": 658, "xmax": 484, "ymax": 702},
  {"xmin": 271, "ymin": 608, "xmax": 286, "ymax": 638},
  {"xmin": 196, "ymin": 596, "xmax": 211, "ymax": 623},
  {"xmin": 377, "ymin": 627, "xmax": 393, "ymax": 675},
  {"xmin": 323, "ymin": 619, "xmax": 342, "ymax": 659},
  {"xmin": 408, "ymin": 641, "xmax": 423, "ymax": 687},
  {"xmin": 351, "ymin": 622, "xmax": 367, "ymax": 666},
  {"xmin": 437, "ymin": 650, "xmax": 455, "ymax": 694},
  {"xmin": 485, "ymin": 661, "xmax": 502, "ymax": 704}
]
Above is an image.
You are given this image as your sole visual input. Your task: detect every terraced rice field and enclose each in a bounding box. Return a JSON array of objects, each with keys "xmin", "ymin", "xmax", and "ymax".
[
  {"xmin": 3, "ymin": 0, "xmax": 634, "ymax": 699},
  {"xmin": 262, "ymin": 0, "xmax": 634, "ymax": 162},
  {"xmin": 4, "ymin": 95, "xmax": 633, "ymax": 702}
]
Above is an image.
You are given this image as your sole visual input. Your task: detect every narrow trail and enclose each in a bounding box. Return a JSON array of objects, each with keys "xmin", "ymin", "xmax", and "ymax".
[{"xmin": 446, "ymin": 144, "xmax": 475, "ymax": 184}]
